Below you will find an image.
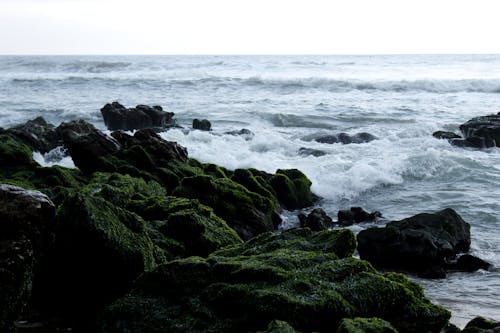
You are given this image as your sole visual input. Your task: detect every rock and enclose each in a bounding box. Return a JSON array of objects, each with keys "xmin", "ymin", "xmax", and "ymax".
[
  {"xmin": 337, "ymin": 207, "xmax": 381, "ymax": 226},
  {"xmin": 452, "ymin": 254, "xmax": 492, "ymax": 272},
  {"xmin": 315, "ymin": 132, "xmax": 377, "ymax": 144},
  {"xmin": 298, "ymin": 147, "xmax": 327, "ymax": 157},
  {"xmin": 335, "ymin": 317, "xmax": 398, "ymax": 333},
  {"xmin": 462, "ymin": 316, "xmax": 500, "ymax": 333},
  {"xmin": 256, "ymin": 320, "xmax": 301, "ymax": 333},
  {"xmin": 357, "ymin": 208, "xmax": 471, "ymax": 278},
  {"xmin": 433, "ymin": 131, "xmax": 461, "ymax": 140},
  {"xmin": 298, "ymin": 208, "xmax": 334, "ymax": 231},
  {"xmin": 173, "ymin": 175, "xmax": 279, "ymax": 240},
  {"xmin": 269, "ymin": 169, "xmax": 315, "ymax": 210},
  {"xmin": 100, "ymin": 102, "xmax": 175, "ymax": 131},
  {"xmin": 193, "ymin": 118, "xmax": 212, "ymax": 131},
  {"xmin": 225, "ymin": 128, "xmax": 255, "ymax": 140},
  {"xmin": 102, "ymin": 228, "xmax": 450, "ymax": 333},
  {"xmin": 8, "ymin": 117, "xmax": 62, "ymax": 153},
  {"xmin": 458, "ymin": 113, "xmax": 500, "ymax": 148},
  {"xmin": 0, "ymin": 133, "xmax": 36, "ymax": 167},
  {"xmin": 0, "ymin": 185, "xmax": 56, "ymax": 333},
  {"xmin": 56, "ymin": 119, "xmax": 121, "ymax": 174}
]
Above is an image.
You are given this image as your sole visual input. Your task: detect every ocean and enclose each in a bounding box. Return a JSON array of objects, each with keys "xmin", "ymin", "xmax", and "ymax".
[{"xmin": 1, "ymin": 54, "xmax": 499, "ymax": 326}]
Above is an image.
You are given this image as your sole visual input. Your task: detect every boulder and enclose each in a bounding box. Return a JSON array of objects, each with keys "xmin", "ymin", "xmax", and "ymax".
[
  {"xmin": 269, "ymin": 169, "xmax": 315, "ymax": 210},
  {"xmin": 102, "ymin": 228, "xmax": 450, "ymax": 333},
  {"xmin": 100, "ymin": 102, "xmax": 175, "ymax": 131},
  {"xmin": 315, "ymin": 132, "xmax": 377, "ymax": 144},
  {"xmin": 450, "ymin": 254, "xmax": 492, "ymax": 272},
  {"xmin": 298, "ymin": 208, "xmax": 334, "ymax": 231},
  {"xmin": 0, "ymin": 185, "xmax": 56, "ymax": 333},
  {"xmin": 337, "ymin": 207, "xmax": 381, "ymax": 226},
  {"xmin": 335, "ymin": 317, "xmax": 398, "ymax": 333},
  {"xmin": 56, "ymin": 119, "xmax": 120, "ymax": 174},
  {"xmin": 8, "ymin": 117, "xmax": 62, "ymax": 153},
  {"xmin": 457, "ymin": 112, "xmax": 500, "ymax": 148},
  {"xmin": 173, "ymin": 175, "xmax": 279, "ymax": 240},
  {"xmin": 0, "ymin": 133, "xmax": 36, "ymax": 167},
  {"xmin": 462, "ymin": 316, "xmax": 500, "ymax": 333},
  {"xmin": 193, "ymin": 118, "xmax": 212, "ymax": 131},
  {"xmin": 357, "ymin": 208, "xmax": 471, "ymax": 278}
]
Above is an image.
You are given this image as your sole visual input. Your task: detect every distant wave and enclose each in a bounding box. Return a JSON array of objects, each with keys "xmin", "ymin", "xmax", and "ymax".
[
  {"xmin": 7, "ymin": 59, "xmax": 131, "ymax": 73},
  {"xmin": 8, "ymin": 75, "xmax": 500, "ymax": 94}
]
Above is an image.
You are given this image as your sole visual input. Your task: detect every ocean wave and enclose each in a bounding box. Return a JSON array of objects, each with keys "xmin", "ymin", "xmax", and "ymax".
[{"xmin": 62, "ymin": 61, "xmax": 131, "ymax": 73}]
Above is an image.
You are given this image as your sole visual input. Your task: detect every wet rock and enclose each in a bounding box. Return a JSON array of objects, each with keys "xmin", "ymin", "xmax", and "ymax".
[
  {"xmin": 8, "ymin": 117, "xmax": 62, "ymax": 153},
  {"xmin": 458, "ymin": 112, "xmax": 500, "ymax": 148},
  {"xmin": 357, "ymin": 208, "xmax": 471, "ymax": 278},
  {"xmin": 298, "ymin": 147, "xmax": 327, "ymax": 157},
  {"xmin": 193, "ymin": 118, "xmax": 212, "ymax": 131},
  {"xmin": 337, "ymin": 207, "xmax": 381, "ymax": 226},
  {"xmin": 298, "ymin": 208, "xmax": 334, "ymax": 231},
  {"xmin": 452, "ymin": 254, "xmax": 492, "ymax": 272},
  {"xmin": 433, "ymin": 131, "xmax": 461, "ymax": 140},
  {"xmin": 269, "ymin": 169, "xmax": 315, "ymax": 210},
  {"xmin": 335, "ymin": 317, "xmax": 398, "ymax": 333},
  {"xmin": 56, "ymin": 119, "xmax": 120, "ymax": 174},
  {"xmin": 100, "ymin": 102, "xmax": 175, "ymax": 131},
  {"xmin": 0, "ymin": 133, "xmax": 36, "ymax": 167},
  {"xmin": 0, "ymin": 185, "xmax": 56, "ymax": 333},
  {"xmin": 462, "ymin": 316, "xmax": 500, "ymax": 333},
  {"xmin": 315, "ymin": 132, "xmax": 377, "ymax": 144},
  {"xmin": 102, "ymin": 228, "xmax": 450, "ymax": 333},
  {"xmin": 173, "ymin": 174, "xmax": 279, "ymax": 240},
  {"xmin": 257, "ymin": 320, "xmax": 301, "ymax": 333},
  {"xmin": 225, "ymin": 128, "xmax": 255, "ymax": 140}
]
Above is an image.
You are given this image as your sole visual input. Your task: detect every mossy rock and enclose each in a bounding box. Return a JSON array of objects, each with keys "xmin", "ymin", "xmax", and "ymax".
[
  {"xmin": 336, "ymin": 317, "xmax": 398, "ymax": 333},
  {"xmin": 231, "ymin": 168, "xmax": 278, "ymax": 205},
  {"xmin": 173, "ymin": 175, "xmax": 279, "ymax": 240},
  {"xmin": 462, "ymin": 316, "xmax": 500, "ymax": 333},
  {"xmin": 269, "ymin": 169, "xmax": 314, "ymax": 210},
  {"xmin": 255, "ymin": 320, "xmax": 301, "ymax": 333},
  {"xmin": 82, "ymin": 173, "xmax": 242, "ymax": 258},
  {"xmin": 102, "ymin": 228, "xmax": 450, "ymax": 333},
  {"xmin": 0, "ymin": 134, "xmax": 36, "ymax": 167}
]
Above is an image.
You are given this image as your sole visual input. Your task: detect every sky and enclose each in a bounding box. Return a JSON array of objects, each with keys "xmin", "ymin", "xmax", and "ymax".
[{"xmin": 0, "ymin": 0, "xmax": 499, "ymax": 55}]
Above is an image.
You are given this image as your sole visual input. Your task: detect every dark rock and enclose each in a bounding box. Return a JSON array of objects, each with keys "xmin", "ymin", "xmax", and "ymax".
[
  {"xmin": 335, "ymin": 317, "xmax": 398, "ymax": 333},
  {"xmin": 100, "ymin": 102, "xmax": 175, "ymax": 131},
  {"xmin": 357, "ymin": 208, "xmax": 471, "ymax": 278},
  {"xmin": 299, "ymin": 208, "xmax": 334, "ymax": 231},
  {"xmin": 8, "ymin": 117, "xmax": 62, "ymax": 153},
  {"xmin": 193, "ymin": 118, "xmax": 212, "ymax": 131},
  {"xmin": 103, "ymin": 228, "xmax": 450, "ymax": 333},
  {"xmin": 269, "ymin": 169, "xmax": 315, "ymax": 210},
  {"xmin": 451, "ymin": 254, "xmax": 492, "ymax": 272},
  {"xmin": 441, "ymin": 323, "xmax": 462, "ymax": 333},
  {"xmin": 315, "ymin": 132, "xmax": 377, "ymax": 145},
  {"xmin": 433, "ymin": 131, "xmax": 461, "ymax": 140},
  {"xmin": 56, "ymin": 119, "xmax": 120, "ymax": 174},
  {"xmin": 257, "ymin": 320, "xmax": 301, "ymax": 333},
  {"xmin": 225, "ymin": 128, "xmax": 255, "ymax": 140},
  {"xmin": 0, "ymin": 185, "xmax": 56, "ymax": 333},
  {"xmin": 337, "ymin": 207, "xmax": 381, "ymax": 226},
  {"xmin": 458, "ymin": 113, "xmax": 500, "ymax": 148},
  {"xmin": 173, "ymin": 175, "xmax": 278, "ymax": 240},
  {"xmin": 298, "ymin": 147, "xmax": 327, "ymax": 157},
  {"xmin": 462, "ymin": 316, "xmax": 500, "ymax": 333}
]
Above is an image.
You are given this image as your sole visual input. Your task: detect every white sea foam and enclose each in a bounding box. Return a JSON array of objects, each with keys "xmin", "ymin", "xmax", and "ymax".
[{"xmin": 32, "ymin": 147, "xmax": 76, "ymax": 168}]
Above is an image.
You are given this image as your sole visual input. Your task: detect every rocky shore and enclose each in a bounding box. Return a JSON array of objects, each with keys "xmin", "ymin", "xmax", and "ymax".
[{"xmin": 0, "ymin": 104, "xmax": 498, "ymax": 332}]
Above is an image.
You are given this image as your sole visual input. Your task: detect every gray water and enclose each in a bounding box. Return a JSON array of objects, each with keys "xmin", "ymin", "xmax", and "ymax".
[{"xmin": 1, "ymin": 55, "xmax": 499, "ymax": 327}]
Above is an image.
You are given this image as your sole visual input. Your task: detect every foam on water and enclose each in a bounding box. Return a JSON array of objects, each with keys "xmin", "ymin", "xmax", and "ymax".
[{"xmin": 32, "ymin": 147, "xmax": 76, "ymax": 168}]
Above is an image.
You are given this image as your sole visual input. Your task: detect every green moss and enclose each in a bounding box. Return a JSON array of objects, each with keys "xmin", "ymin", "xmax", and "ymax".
[
  {"xmin": 231, "ymin": 168, "xmax": 278, "ymax": 204},
  {"xmin": 269, "ymin": 169, "xmax": 314, "ymax": 210},
  {"xmin": 0, "ymin": 134, "xmax": 35, "ymax": 167},
  {"xmin": 462, "ymin": 317, "xmax": 500, "ymax": 333},
  {"xmin": 173, "ymin": 175, "xmax": 277, "ymax": 240},
  {"xmin": 203, "ymin": 163, "xmax": 230, "ymax": 178},
  {"xmin": 336, "ymin": 317, "xmax": 398, "ymax": 333},
  {"xmin": 255, "ymin": 320, "xmax": 301, "ymax": 333}
]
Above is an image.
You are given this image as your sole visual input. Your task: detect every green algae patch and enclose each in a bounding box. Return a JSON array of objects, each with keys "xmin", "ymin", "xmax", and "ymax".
[
  {"xmin": 102, "ymin": 228, "xmax": 450, "ymax": 333},
  {"xmin": 336, "ymin": 317, "xmax": 398, "ymax": 333},
  {"xmin": 0, "ymin": 134, "xmax": 36, "ymax": 167},
  {"xmin": 269, "ymin": 169, "xmax": 314, "ymax": 210}
]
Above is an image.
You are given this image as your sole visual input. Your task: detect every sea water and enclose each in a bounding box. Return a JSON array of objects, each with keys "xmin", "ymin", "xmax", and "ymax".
[{"xmin": 1, "ymin": 55, "xmax": 499, "ymax": 326}]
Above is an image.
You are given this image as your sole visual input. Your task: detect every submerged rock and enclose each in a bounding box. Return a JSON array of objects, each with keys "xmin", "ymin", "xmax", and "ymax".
[
  {"xmin": 298, "ymin": 147, "xmax": 327, "ymax": 157},
  {"xmin": 337, "ymin": 207, "xmax": 381, "ymax": 226},
  {"xmin": 357, "ymin": 208, "xmax": 471, "ymax": 278},
  {"xmin": 314, "ymin": 132, "xmax": 377, "ymax": 145},
  {"xmin": 225, "ymin": 128, "xmax": 255, "ymax": 140},
  {"xmin": 193, "ymin": 118, "xmax": 212, "ymax": 131},
  {"xmin": 102, "ymin": 228, "xmax": 450, "ymax": 333},
  {"xmin": 298, "ymin": 208, "xmax": 334, "ymax": 231},
  {"xmin": 101, "ymin": 102, "xmax": 175, "ymax": 131},
  {"xmin": 432, "ymin": 131, "xmax": 461, "ymax": 141}
]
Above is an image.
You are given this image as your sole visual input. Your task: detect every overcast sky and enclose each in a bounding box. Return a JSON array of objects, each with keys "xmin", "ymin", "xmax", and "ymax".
[{"xmin": 1, "ymin": 0, "xmax": 499, "ymax": 55}]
